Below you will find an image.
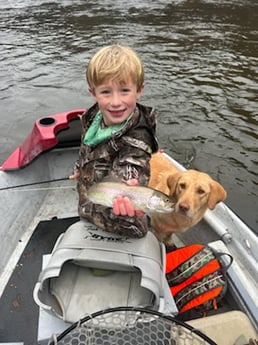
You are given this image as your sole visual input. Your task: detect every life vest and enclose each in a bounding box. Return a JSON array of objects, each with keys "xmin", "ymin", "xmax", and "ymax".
[{"xmin": 166, "ymin": 244, "xmax": 233, "ymax": 315}]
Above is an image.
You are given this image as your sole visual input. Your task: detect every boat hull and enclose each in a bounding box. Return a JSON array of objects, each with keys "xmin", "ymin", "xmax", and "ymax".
[{"xmin": 0, "ymin": 110, "xmax": 257, "ymax": 343}]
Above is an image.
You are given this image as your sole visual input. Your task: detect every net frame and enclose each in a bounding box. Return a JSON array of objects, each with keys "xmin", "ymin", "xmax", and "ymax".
[{"xmin": 49, "ymin": 306, "xmax": 217, "ymax": 345}]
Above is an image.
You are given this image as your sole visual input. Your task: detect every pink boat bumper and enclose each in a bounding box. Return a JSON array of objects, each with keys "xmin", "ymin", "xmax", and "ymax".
[{"xmin": 1, "ymin": 109, "xmax": 85, "ymax": 171}]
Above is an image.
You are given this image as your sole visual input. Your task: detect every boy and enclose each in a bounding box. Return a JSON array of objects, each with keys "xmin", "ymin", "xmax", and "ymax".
[{"xmin": 74, "ymin": 44, "xmax": 158, "ymax": 237}]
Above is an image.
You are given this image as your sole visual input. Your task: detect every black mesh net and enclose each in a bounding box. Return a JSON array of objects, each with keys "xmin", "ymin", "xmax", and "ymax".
[{"xmin": 49, "ymin": 307, "xmax": 217, "ymax": 345}]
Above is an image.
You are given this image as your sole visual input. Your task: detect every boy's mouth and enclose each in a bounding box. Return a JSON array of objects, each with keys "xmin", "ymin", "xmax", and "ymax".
[{"xmin": 109, "ymin": 109, "xmax": 125, "ymax": 117}]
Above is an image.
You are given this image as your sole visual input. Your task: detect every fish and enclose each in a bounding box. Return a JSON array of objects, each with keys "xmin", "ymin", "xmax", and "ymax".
[{"xmin": 87, "ymin": 181, "xmax": 174, "ymax": 214}]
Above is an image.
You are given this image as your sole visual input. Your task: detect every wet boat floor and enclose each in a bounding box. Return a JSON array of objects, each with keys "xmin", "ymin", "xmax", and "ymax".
[{"xmin": 0, "ymin": 216, "xmax": 236, "ymax": 345}]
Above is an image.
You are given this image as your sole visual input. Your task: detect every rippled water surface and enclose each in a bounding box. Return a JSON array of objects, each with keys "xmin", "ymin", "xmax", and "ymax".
[{"xmin": 0, "ymin": 0, "xmax": 257, "ymax": 231}]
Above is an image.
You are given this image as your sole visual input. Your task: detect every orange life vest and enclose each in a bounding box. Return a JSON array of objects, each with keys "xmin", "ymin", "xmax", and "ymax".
[{"xmin": 166, "ymin": 244, "xmax": 233, "ymax": 314}]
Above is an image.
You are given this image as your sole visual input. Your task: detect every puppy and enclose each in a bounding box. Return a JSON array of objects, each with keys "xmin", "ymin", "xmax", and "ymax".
[{"xmin": 148, "ymin": 152, "xmax": 227, "ymax": 244}]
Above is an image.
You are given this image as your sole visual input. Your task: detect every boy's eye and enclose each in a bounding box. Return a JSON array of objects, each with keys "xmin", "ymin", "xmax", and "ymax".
[
  {"xmin": 121, "ymin": 88, "xmax": 131, "ymax": 93},
  {"xmin": 100, "ymin": 90, "xmax": 111, "ymax": 94}
]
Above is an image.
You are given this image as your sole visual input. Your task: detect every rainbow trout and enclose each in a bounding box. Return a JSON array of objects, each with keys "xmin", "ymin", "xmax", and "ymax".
[{"xmin": 87, "ymin": 181, "xmax": 174, "ymax": 214}]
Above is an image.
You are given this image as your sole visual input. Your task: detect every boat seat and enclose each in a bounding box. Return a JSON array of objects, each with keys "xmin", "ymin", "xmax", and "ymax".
[
  {"xmin": 188, "ymin": 310, "xmax": 257, "ymax": 344},
  {"xmin": 33, "ymin": 220, "xmax": 177, "ymax": 323}
]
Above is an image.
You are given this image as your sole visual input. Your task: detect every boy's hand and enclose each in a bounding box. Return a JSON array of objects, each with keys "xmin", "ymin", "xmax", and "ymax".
[
  {"xmin": 69, "ymin": 171, "xmax": 80, "ymax": 180},
  {"xmin": 112, "ymin": 179, "xmax": 144, "ymax": 217}
]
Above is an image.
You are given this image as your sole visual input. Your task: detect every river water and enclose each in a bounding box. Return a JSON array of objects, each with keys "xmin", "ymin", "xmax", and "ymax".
[{"xmin": 0, "ymin": 0, "xmax": 257, "ymax": 232}]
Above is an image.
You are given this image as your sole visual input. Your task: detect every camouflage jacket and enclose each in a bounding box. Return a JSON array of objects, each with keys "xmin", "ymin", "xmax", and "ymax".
[{"xmin": 75, "ymin": 102, "xmax": 159, "ymax": 238}]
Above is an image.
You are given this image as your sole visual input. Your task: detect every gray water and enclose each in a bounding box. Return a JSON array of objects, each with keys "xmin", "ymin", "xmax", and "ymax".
[{"xmin": 0, "ymin": 0, "xmax": 257, "ymax": 232}]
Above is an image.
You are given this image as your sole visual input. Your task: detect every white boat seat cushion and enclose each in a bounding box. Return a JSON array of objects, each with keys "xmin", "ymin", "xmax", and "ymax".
[
  {"xmin": 50, "ymin": 264, "xmax": 153, "ymax": 322},
  {"xmin": 34, "ymin": 220, "xmax": 175, "ymax": 323}
]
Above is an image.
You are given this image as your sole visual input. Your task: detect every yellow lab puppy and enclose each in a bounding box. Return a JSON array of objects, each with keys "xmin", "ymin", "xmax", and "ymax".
[{"xmin": 149, "ymin": 152, "xmax": 227, "ymax": 244}]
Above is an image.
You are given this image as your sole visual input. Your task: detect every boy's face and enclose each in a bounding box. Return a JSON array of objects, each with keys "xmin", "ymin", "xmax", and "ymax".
[{"xmin": 89, "ymin": 79, "xmax": 143, "ymax": 126}]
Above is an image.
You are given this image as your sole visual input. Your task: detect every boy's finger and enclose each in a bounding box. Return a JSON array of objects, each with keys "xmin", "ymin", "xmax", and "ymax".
[
  {"xmin": 123, "ymin": 197, "xmax": 135, "ymax": 217},
  {"xmin": 112, "ymin": 198, "xmax": 120, "ymax": 215},
  {"xmin": 135, "ymin": 209, "xmax": 144, "ymax": 217},
  {"xmin": 113, "ymin": 196, "xmax": 127, "ymax": 216},
  {"xmin": 113, "ymin": 196, "xmax": 135, "ymax": 217},
  {"xmin": 126, "ymin": 179, "xmax": 138, "ymax": 186},
  {"xmin": 118, "ymin": 198, "xmax": 128, "ymax": 216},
  {"xmin": 69, "ymin": 172, "xmax": 79, "ymax": 180}
]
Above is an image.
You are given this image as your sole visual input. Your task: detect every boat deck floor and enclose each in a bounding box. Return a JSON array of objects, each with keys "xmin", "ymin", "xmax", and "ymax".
[
  {"xmin": 0, "ymin": 217, "xmax": 237, "ymax": 345},
  {"xmin": 0, "ymin": 216, "xmax": 79, "ymax": 345}
]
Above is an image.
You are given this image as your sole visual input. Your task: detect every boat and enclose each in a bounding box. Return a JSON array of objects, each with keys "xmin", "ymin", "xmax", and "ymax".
[{"xmin": 0, "ymin": 109, "xmax": 257, "ymax": 345}]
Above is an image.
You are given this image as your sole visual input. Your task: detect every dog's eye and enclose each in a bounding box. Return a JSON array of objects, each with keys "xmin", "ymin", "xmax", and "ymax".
[
  {"xmin": 179, "ymin": 183, "xmax": 186, "ymax": 189},
  {"xmin": 197, "ymin": 187, "xmax": 205, "ymax": 195}
]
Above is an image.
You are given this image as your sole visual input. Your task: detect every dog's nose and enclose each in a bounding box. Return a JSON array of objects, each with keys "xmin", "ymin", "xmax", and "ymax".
[{"xmin": 179, "ymin": 203, "xmax": 190, "ymax": 212}]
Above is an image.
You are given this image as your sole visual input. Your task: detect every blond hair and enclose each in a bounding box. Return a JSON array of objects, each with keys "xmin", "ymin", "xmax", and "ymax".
[{"xmin": 86, "ymin": 44, "xmax": 144, "ymax": 91}]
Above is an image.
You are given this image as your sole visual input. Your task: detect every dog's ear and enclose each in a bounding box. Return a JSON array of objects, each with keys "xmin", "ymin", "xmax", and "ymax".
[
  {"xmin": 208, "ymin": 180, "xmax": 227, "ymax": 209},
  {"xmin": 167, "ymin": 172, "xmax": 182, "ymax": 197}
]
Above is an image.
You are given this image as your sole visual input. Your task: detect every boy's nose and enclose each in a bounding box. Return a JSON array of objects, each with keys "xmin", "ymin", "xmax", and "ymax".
[{"xmin": 110, "ymin": 92, "xmax": 121, "ymax": 107}]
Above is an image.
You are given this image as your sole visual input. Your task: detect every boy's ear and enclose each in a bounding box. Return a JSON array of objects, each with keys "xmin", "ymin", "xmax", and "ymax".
[
  {"xmin": 88, "ymin": 87, "xmax": 95, "ymax": 96},
  {"xmin": 137, "ymin": 83, "xmax": 144, "ymax": 99},
  {"xmin": 139, "ymin": 83, "xmax": 144, "ymax": 92}
]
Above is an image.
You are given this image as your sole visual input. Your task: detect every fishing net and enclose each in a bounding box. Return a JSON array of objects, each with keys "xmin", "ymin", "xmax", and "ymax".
[{"xmin": 49, "ymin": 306, "xmax": 217, "ymax": 345}]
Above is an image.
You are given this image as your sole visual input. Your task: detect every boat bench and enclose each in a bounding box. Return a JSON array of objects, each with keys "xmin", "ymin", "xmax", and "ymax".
[{"xmin": 34, "ymin": 220, "xmax": 177, "ymax": 343}]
